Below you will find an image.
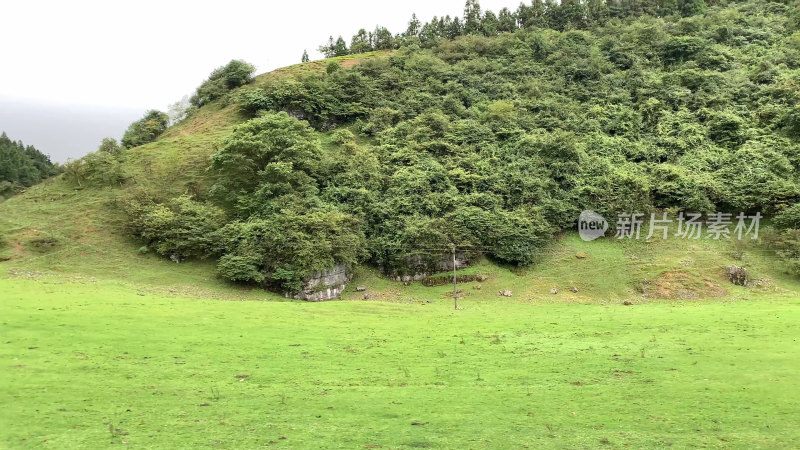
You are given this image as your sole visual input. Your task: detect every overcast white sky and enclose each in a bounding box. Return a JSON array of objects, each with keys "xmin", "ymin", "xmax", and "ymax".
[{"xmin": 1, "ymin": 0, "xmax": 514, "ymax": 161}]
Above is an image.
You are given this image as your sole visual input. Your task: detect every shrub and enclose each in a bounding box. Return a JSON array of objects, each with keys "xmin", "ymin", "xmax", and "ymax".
[
  {"xmin": 63, "ymin": 151, "xmax": 126, "ymax": 187},
  {"xmin": 330, "ymin": 129, "xmax": 355, "ymax": 145},
  {"xmin": 191, "ymin": 60, "xmax": 256, "ymax": 107},
  {"xmin": 97, "ymin": 137, "xmax": 121, "ymax": 154},
  {"xmin": 774, "ymin": 204, "xmax": 800, "ymax": 230},
  {"xmin": 120, "ymin": 192, "xmax": 226, "ymax": 260},
  {"xmin": 121, "ymin": 110, "xmax": 169, "ymax": 148},
  {"xmin": 214, "ymin": 208, "xmax": 365, "ymax": 291},
  {"xmin": 217, "ymin": 254, "xmax": 265, "ymax": 283}
]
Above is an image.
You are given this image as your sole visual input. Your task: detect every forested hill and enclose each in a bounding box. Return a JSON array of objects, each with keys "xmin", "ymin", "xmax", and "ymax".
[
  {"xmin": 12, "ymin": 0, "xmax": 800, "ymax": 294},
  {"xmin": 0, "ymin": 132, "xmax": 59, "ymax": 199}
]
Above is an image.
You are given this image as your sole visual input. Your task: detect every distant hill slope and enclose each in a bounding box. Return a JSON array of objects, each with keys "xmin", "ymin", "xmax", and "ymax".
[
  {"xmin": 2, "ymin": 1, "xmax": 800, "ymax": 299},
  {"xmin": 0, "ymin": 131, "xmax": 59, "ymax": 199}
]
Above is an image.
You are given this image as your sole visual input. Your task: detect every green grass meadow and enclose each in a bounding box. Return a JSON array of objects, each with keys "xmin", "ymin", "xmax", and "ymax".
[{"xmin": 2, "ymin": 274, "xmax": 799, "ymax": 448}]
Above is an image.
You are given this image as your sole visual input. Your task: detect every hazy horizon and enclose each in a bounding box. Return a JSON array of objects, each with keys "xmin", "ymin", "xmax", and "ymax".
[{"xmin": 0, "ymin": 97, "xmax": 142, "ymax": 163}]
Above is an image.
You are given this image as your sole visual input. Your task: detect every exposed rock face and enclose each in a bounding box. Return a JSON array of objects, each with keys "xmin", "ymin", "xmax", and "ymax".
[
  {"xmin": 388, "ymin": 252, "xmax": 472, "ymax": 282},
  {"xmin": 727, "ymin": 265, "xmax": 749, "ymax": 286},
  {"xmin": 286, "ymin": 264, "xmax": 350, "ymax": 302}
]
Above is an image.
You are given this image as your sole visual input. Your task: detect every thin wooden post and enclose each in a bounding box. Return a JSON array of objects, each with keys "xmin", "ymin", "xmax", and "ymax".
[{"xmin": 452, "ymin": 244, "xmax": 458, "ymax": 310}]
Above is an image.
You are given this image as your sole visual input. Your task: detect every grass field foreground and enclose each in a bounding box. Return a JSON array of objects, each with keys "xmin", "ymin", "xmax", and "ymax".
[{"xmin": 2, "ymin": 277, "xmax": 799, "ymax": 448}]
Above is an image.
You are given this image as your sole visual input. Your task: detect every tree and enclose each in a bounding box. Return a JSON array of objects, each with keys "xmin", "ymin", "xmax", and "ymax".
[
  {"xmin": 790, "ymin": 1, "xmax": 800, "ymax": 31},
  {"xmin": 205, "ymin": 112, "xmax": 365, "ymax": 291},
  {"xmin": 406, "ymin": 13, "xmax": 422, "ymax": 37},
  {"xmin": 443, "ymin": 16, "xmax": 463, "ymax": 39},
  {"xmin": 209, "ymin": 112, "xmax": 323, "ymax": 214},
  {"xmin": 463, "ymin": 0, "xmax": 483, "ymax": 35},
  {"xmin": 319, "ymin": 36, "xmax": 337, "ymax": 58},
  {"xmin": 372, "ymin": 27, "xmax": 394, "ymax": 50},
  {"xmin": 190, "ymin": 60, "xmax": 256, "ymax": 107},
  {"xmin": 482, "ymin": 11, "xmax": 500, "ymax": 36},
  {"xmin": 333, "ymin": 36, "xmax": 349, "ymax": 56},
  {"xmin": 586, "ymin": 0, "xmax": 609, "ymax": 26},
  {"xmin": 0, "ymin": 131, "xmax": 57, "ymax": 190},
  {"xmin": 97, "ymin": 137, "xmax": 121, "ymax": 155},
  {"xmin": 121, "ymin": 110, "xmax": 169, "ymax": 148},
  {"xmin": 350, "ymin": 29, "xmax": 372, "ymax": 54},
  {"xmin": 680, "ymin": 0, "xmax": 707, "ymax": 17},
  {"xmin": 302, "ymin": 49, "xmax": 310, "ymax": 63},
  {"xmin": 497, "ymin": 7, "xmax": 518, "ymax": 32},
  {"xmin": 560, "ymin": 0, "xmax": 588, "ymax": 30}
]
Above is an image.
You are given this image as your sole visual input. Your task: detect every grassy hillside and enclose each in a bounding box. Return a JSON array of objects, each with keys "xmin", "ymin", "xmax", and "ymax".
[{"xmin": 1, "ymin": 40, "xmax": 799, "ymax": 300}]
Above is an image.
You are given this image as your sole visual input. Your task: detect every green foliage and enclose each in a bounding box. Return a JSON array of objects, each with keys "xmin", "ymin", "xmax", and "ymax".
[
  {"xmin": 228, "ymin": 0, "xmax": 800, "ymax": 280},
  {"xmin": 97, "ymin": 137, "xmax": 121, "ymax": 155},
  {"xmin": 0, "ymin": 131, "xmax": 59, "ymax": 196},
  {"xmin": 63, "ymin": 150, "xmax": 127, "ymax": 188},
  {"xmin": 190, "ymin": 60, "xmax": 256, "ymax": 108},
  {"xmin": 765, "ymin": 228, "xmax": 800, "ymax": 274},
  {"xmin": 120, "ymin": 190, "xmax": 226, "ymax": 260},
  {"xmin": 121, "ymin": 110, "xmax": 169, "ymax": 148},
  {"xmin": 215, "ymin": 208, "xmax": 365, "ymax": 291},
  {"xmin": 775, "ymin": 204, "xmax": 800, "ymax": 229},
  {"xmin": 204, "ymin": 112, "xmax": 366, "ymax": 290},
  {"xmin": 330, "ymin": 129, "xmax": 355, "ymax": 145},
  {"xmin": 129, "ymin": 0, "xmax": 800, "ymax": 289},
  {"xmin": 209, "ymin": 112, "xmax": 322, "ymax": 214},
  {"xmin": 319, "ymin": 36, "xmax": 349, "ymax": 58},
  {"xmin": 680, "ymin": 0, "xmax": 707, "ymax": 17}
]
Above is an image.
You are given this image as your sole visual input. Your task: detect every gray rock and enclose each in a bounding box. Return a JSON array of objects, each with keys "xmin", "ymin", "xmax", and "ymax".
[
  {"xmin": 286, "ymin": 264, "xmax": 350, "ymax": 302},
  {"xmin": 727, "ymin": 266, "xmax": 749, "ymax": 286}
]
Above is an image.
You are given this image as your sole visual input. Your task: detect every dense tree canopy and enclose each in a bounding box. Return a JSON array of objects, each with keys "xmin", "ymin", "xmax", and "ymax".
[
  {"xmin": 124, "ymin": 0, "xmax": 800, "ymax": 289},
  {"xmin": 0, "ymin": 132, "xmax": 59, "ymax": 199}
]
